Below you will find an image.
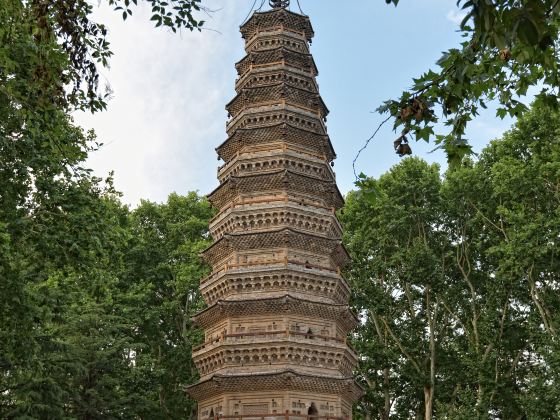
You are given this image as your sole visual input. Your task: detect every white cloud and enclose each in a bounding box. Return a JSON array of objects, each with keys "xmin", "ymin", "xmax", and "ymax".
[
  {"xmin": 74, "ymin": 0, "xmax": 247, "ymax": 206},
  {"xmin": 446, "ymin": 9, "xmax": 467, "ymax": 25}
]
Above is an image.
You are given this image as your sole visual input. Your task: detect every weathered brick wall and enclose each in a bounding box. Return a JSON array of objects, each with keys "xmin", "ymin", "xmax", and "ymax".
[{"xmin": 187, "ymin": 6, "xmax": 363, "ymax": 419}]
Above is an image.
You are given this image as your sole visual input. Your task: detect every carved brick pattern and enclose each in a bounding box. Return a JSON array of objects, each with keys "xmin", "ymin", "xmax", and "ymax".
[
  {"xmin": 201, "ymin": 228, "xmax": 349, "ymax": 268},
  {"xmin": 189, "ymin": 7, "xmax": 362, "ymax": 416},
  {"xmin": 187, "ymin": 371, "xmax": 363, "ymax": 402},
  {"xmin": 210, "ymin": 205, "xmax": 341, "ymax": 240},
  {"xmin": 236, "ymin": 47, "xmax": 318, "ymax": 77},
  {"xmin": 208, "ymin": 170, "xmax": 343, "ymax": 210},
  {"xmin": 226, "ymin": 112, "xmax": 328, "ymax": 143},
  {"xmin": 247, "ymin": 33, "xmax": 309, "ymax": 53},
  {"xmin": 240, "ymin": 9, "xmax": 314, "ymax": 41},
  {"xmin": 218, "ymin": 124, "xmax": 332, "ymax": 162},
  {"xmin": 236, "ymin": 69, "xmax": 317, "ymax": 94},
  {"xmin": 227, "ymin": 84, "xmax": 328, "ymax": 119},
  {"xmin": 200, "ymin": 268, "xmax": 350, "ymax": 305},
  {"xmin": 193, "ymin": 295, "xmax": 358, "ymax": 333},
  {"xmin": 218, "ymin": 150, "xmax": 333, "ymax": 182},
  {"xmin": 193, "ymin": 338, "xmax": 356, "ymax": 378},
  {"xmin": 227, "ymin": 105, "xmax": 327, "ymax": 136}
]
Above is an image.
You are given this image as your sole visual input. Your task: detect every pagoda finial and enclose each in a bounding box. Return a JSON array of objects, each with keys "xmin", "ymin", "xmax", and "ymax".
[{"xmin": 269, "ymin": 0, "xmax": 289, "ymax": 8}]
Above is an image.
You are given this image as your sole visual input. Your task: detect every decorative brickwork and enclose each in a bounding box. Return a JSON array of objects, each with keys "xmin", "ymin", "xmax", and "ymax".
[
  {"xmin": 200, "ymin": 266, "xmax": 350, "ymax": 305},
  {"xmin": 226, "ymin": 84, "xmax": 328, "ymax": 118},
  {"xmin": 208, "ymin": 170, "xmax": 343, "ymax": 210},
  {"xmin": 218, "ymin": 123, "xmax": 335, "ymax": 162},
  {"xmin": 188, "ymin": 6, "xmax": 362, "ymax": 419}
]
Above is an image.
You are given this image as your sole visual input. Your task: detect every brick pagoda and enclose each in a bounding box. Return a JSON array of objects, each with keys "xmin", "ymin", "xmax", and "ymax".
[{"xmin": 187, "ymin": 2, "xmax": 363, "ymax": 418}]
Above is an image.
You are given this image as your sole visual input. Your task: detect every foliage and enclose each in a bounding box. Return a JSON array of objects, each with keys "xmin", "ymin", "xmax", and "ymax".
[
  {"xmin": 0, "ymin": 189, "xmax": 213, "ymax": 418},
  {"xmin": 2, "ymin": 3, "xmax": 113, "ymax": 410},
  {"xmin": 344, "ymin": 101, "xmax": 560, "ymax": 419},
  {"xmin": 120, "ymin": 193, "xmax": 213, "ymax": 418},
  {"xmin": 344, "ymin": 158, "xmax": 451, "ymax": 419},
  {"xmin": 2, "ymin": 0, "xmax": 559, "ymax": 418},
  {"xmin": 1, "ymin": 0, "xmax": 211, "ymax": 417},
  {"xmin": 378, "ymin": 0, "xmax": 560, "ymax": 166},
  {"xmin": 2, "ymin": 3, "xmax": 116, "ymax": 413},
  {"xmin": 1, "ymin": 0, "xmax": 205, "ymax": 114}
]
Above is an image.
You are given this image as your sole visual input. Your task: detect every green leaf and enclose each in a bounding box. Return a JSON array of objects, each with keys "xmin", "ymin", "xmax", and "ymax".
[{"xmin": 517, "ymin": 18, "xmax": 540, "ymax": 45}]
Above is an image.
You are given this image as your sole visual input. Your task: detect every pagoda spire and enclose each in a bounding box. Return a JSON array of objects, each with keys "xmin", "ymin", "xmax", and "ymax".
[
  {"xmin": 269, "ymin": 0, "xmax": 290, "ymax": 8},
  {"xmin": 187, "ymin": 6, "xmax": 363, "ymax": 419}
]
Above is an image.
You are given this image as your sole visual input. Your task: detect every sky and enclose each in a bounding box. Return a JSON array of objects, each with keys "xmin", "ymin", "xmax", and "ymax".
[{"xmin": 75, "ymin": 0, "xmax": 516, "ymax": 207}]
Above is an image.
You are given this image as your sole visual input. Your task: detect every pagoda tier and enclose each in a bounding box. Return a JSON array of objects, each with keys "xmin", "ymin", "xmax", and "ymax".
[
  {"xmin": 243, "ymin": 30, "xmax": 310, "ymax": 54},
  {"xmin": 187, "ymin": 371, "xmax": 362, "ymax": 418},
  {"xmin": 216, "ymin": 142, "xmax": 335, "ymax": 182},
  {"xmin": 226, "ymin": 83, "xmax": 328, "ymax": 119},
  {"xmin": 236, "ymin": 47, "xmax": 319, "ymax": 79},
  {"xmin": 226, "ymin": 103, "xmax": 328, "ymax": 136},
  {"xmin": 200, "ymin": 264, "xmax": 351, "ymax": 306},
  {"xmin": 207, "ymin": 170, "xmax": 344, "ymax": 210},
  {"xmin": 217, "ymin": 124, "xmax": 335, "ymax": 163},
  {"xmin": 188, "ymin": 5, "xmax": 362, "ymax": 420},
  {"xmin": 201, "ymin": 228, "xmax": 350, "ymax": 269},
  {"xmin": 235, "ymin": 66, "xmax": 319, "ymax": 95},
  {"xmin": 209, "ymin": 200, "xmax": 342, "ymax": 239},
  {"xmin": 193, "ymin": 335, "xmax": 357, "ymax": 379},
  {"xmin": 192, "ymin": 295, "xmax": 358, "ymax": 332},
  {"xmin": 239, "ymin": 9, "xmax": 314, "ymax": 41}
]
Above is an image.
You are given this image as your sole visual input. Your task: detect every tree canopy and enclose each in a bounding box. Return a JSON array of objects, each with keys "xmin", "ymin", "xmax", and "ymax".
[
  {"xmin": 1, "ymin": 2, "xmax": 212, "ymax": 415},
  {"xmin": 2, "ymin": 1, "xmax": 559, "ymax": 418},
  {"xmin": 377, "ymin": 0, "xmax": 560, "ymax": 165},
  {"xmin": 344, "ymin": 100, "xmax": 560, "ymax": 419}
]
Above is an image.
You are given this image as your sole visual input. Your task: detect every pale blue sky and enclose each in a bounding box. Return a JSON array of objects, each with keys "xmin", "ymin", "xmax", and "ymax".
[{"xmin": 76, "ymin": 0, "xmax": 516, "ymax": 206}]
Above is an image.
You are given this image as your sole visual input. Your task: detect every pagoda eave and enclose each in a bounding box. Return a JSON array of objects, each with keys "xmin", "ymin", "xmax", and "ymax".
[
  {"xmin": 206, "ymin": 170, "xmax": 344, "ymax": 210},
  {"xmin": 200, "ymin": 263, "xmax": 351, "ymax": 305},
  {"xmin": 192, "ymin": 294, "xmax": 359, "ymax": 332},
  {"xmin": 187, "ymin": 370, "xmax": 363, "ymax": 402},
  {"xmin": 225, "ymin": 84, "xmax": 329, "ymax": 119},
  {"xmin": 240, "ymin": 8, "xmax": 315, "ymax": 41},
  {"xmin": 216, "ymin": 122, "xmax": 336, "ymax": 163},
  {"xmin": 201, "ymin": 227, "xmax": 351, "ymax": 268},
  {"xmin": 236, "ymin": 47, "xmax": 319, "ymax": 78}
]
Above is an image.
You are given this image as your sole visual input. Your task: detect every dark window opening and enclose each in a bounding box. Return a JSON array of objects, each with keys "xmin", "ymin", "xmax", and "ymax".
[{"xmin": 308, "ymin": 403, "xmax": 318, "ymax": 417}]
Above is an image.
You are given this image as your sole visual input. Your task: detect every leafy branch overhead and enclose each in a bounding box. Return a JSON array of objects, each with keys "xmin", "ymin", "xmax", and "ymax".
[
  {"xmin": 345, "ymin": 100, "xmax": 560, "ymax": 419},
  {"xmin": 9, "ymin": 0, "xmax": 206, "ymax": 114},
  {"xmin": 380, "ymin": 0, "xmax": 560, "ymax": 166},
  {"xmin": 109, "ymin": 0, "xmax": 205, "ymax": 31}
]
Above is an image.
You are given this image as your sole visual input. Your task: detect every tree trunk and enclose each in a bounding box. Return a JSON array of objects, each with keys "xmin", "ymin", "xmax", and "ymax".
[
  {"xmin": 424, "ymin": 386, "xmax": 433, "ymax": 420},
  {"xmin": 383, "ymin": 367, "xmax": 391, "ymax": 420},
  {"xmin": 425, "ymin": 286, "xmax": 436, "ymax": 420}
]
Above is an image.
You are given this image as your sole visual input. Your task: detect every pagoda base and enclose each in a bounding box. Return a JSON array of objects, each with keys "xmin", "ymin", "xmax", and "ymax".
[{"xmin": 187, "ymin": 370, "xmax": 363, "ymax": 420}]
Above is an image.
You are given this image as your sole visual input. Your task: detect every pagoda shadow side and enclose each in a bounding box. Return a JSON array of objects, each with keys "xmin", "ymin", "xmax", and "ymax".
[{"xmin": 187, "ymin": 6, "xmax": 363, "ymax": 419}]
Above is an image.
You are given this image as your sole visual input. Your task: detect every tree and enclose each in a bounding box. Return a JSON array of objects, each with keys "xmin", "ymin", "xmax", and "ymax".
[
  {"xmin": 1, "ymin": 0, "xmax": 206, "ymax": 113},
  {"xmin": 345, "ymin": 100, "xmax": 560, "ymax": 419},
  {"xmin": 0, "ymin": 189, "xmax": 213, "ymax": 418},
  {"xmin": 119, "ymin": 192, "xmax": 213, "ymax": 419},
  {"xmin": 1, "ymin": 2, "xmax": 124, "ymax": 413},
  {"xmin": 0, "ymin": 180, "xmax": 132, "ymax": 417},
  {"xmin": 343, "ymin": 158, "xmax": 452, "ymax": 420},
  {"xmin": 437, "ymin": 100, "xmax": 560, "ymax": 418},
  {"xmin": 1, "ymin": 1, "xmax": 210, "ymax": 416},
  {"xmin": 375, "ymin": 0, "xmax": 560, "ymax": 165}
]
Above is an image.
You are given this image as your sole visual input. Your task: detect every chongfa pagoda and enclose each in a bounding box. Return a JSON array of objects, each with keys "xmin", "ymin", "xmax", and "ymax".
[{"xmin": 187, "ymin": 1, "xmax": 363, "ymax": 418}]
